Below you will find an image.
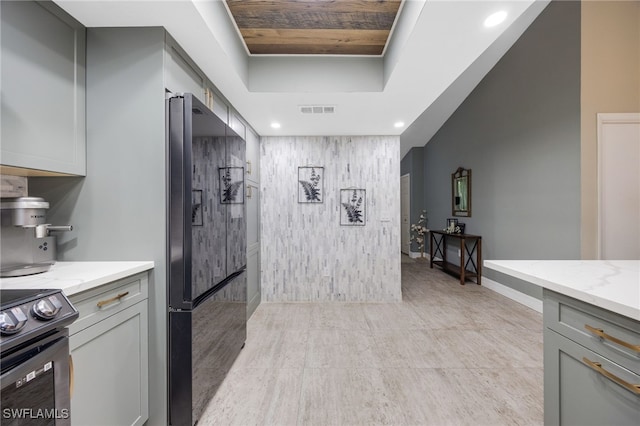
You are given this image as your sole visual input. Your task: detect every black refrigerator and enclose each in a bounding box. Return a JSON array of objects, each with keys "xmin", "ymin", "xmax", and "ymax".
[{"xmin": 166, "ymin": 93, "xmax": 247, "ymax": 425}]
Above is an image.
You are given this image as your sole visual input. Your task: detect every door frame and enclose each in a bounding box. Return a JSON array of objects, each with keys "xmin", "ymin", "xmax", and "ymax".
[
  {"xmin": 596, "ymin": 112, "xmax": 640, "ymax": 259},
  {"xmin": 400, "ymin": 173, "xmax": 411, "ymax": 255}
]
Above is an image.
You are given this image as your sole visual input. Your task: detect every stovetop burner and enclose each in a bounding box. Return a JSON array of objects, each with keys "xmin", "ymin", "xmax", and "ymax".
[{"xmin": 0, "ymin": 288, "xmax": 78, "ymax": 354}]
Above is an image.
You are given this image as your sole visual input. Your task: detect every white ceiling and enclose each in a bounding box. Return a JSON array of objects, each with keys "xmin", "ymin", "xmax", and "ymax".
[{"xmin": 53, "ymin": 0, "xmax": 549, "ymax": 158}]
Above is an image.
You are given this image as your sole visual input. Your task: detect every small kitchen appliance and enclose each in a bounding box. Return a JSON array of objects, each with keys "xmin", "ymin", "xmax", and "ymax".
[{"xmin": 0, "ymin": 197, "xmax": 72, "ymax": 278}]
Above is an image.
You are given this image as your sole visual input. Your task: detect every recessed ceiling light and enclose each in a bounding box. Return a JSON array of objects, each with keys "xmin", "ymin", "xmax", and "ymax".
[
  {"xmin": 394, "ymin": 121, "xmax": 405, "ymax": 128},
  {"xmin": 484, "ymin": 11, "xmax": 507, "ymax": 28},
  {"xmin": 270, "ymin": 122, "xmax": 281, "ymax": 129}
]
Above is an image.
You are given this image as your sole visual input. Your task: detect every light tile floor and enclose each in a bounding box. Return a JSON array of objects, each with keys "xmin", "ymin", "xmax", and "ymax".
[{"xmin": 200, "ymin": 259, "xmax": 544, "ymax": 425}]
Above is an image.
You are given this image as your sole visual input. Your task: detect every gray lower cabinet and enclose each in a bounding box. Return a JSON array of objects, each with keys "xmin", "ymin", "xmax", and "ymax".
[
  {"xmin": 0, "ymin": 0, "xmax": 86, "ymax": 176},
  {"xmin": 543, "ymin": 290, "xmax": 640, "ymax": 425},
  {"xmin": 68, "ymin": 273, "xmax": 149, "ymax": 426}
]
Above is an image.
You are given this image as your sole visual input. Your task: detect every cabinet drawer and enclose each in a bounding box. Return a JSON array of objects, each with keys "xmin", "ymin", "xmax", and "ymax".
[
  {"xmin": 544, "ymin": 328, "xmax": 640, "ymax": 426},
  {"xmin": 544, "ymin": 290, "xmax": 640, "ymax": 375},
  {"xmin": 68, "ymin": 272, "xmax": 148, "ymax": 335}
]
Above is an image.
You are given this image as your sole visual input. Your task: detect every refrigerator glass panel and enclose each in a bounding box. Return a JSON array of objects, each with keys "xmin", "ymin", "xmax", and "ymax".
[
  {"xmin": 225, "ymin": 134, "xmax": 247, "ymax": 274},
  {"xmin": 191, "ymin": 101, "xmax": 227, "ymax": 300},
  {"xmin": 191, "ymin": 271, "xmax": 246, "ymax": 422}
]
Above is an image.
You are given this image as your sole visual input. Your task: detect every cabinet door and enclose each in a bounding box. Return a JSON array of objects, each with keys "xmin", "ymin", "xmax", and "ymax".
[
  {"xmin": 70, "ymin": 302, "xmax": 149, "ymax": 426},
  {"xmin": 229, "ymin": 112, "xmax": 246, "ymax": 140},
  {"xmin": 544, "ymin": 329, "xmax": 640, "ymax": 426},
  {"xmin": 0, "ymin": 0, "xmax": 86, "ymax": 176},
  {"xmin": 245, "ymin": 128, "xmax": 260, "ymax": 183},
  {"xmin": 165, "ymin": 34, "xmax": 205, "ymax": 101},
  {"xmin": 209, "ymin": 85, "xmax": 229, "ymax": 124}
]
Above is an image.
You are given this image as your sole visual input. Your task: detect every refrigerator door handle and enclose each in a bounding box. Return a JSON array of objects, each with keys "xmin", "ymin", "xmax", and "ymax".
[{"xmin": 167, "ymin": 95, "xmax": 193, "ymax": 310}]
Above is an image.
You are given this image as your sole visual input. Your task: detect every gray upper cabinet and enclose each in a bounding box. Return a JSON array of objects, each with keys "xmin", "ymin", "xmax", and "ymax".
[
  {"xmin": 165, "ymin": 35, "xmax": 233, "ymax": 128},
  {"xmin": 245, "ymin": 128, "xmax": 260, "ymax": 184},
  {"xmin": 229, "ymin": 112, "xmax": 246, "ymax": 141},
  {"xmin": 165, "ymin": 34, "xmax": 205, "ymax": 101},
  {"xmin": 208, "ymin": 85, "xmax": 229, "ymax": 124},
  {"xmin": 1, "ymin": 0, "xmax": 86, "ymax": 176}
]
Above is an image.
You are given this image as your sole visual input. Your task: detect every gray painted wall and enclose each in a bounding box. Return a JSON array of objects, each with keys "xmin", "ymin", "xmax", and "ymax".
[
  {"xmin": 30, "ymin": 27, "xmax": 168, "ymax": 425},
  {"xmin": 261, "ymin": 136, "xmax": 402, "ymax": 302},
  {"xmin": 402, "ymin": 1, "xmax": 581, "ymax": 298}
]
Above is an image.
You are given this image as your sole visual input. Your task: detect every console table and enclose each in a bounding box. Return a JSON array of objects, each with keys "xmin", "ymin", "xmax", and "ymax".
[{"xmin": 429, "ymin": 231, "xmax": 482, "ymax": 285}]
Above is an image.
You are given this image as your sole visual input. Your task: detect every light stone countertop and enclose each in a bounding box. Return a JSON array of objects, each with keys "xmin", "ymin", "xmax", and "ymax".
[
  {"xmin": 484, "ymin": 260, "xmax": 640, "ymax": 321},
  {"xmin": 0, "ymin": 261, "xmax": 154, "ymax": 296}
]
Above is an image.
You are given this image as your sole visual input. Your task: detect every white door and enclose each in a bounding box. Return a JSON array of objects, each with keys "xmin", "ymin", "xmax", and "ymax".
[
  {"xmin": 598, "ymin": 113, "xmax": 640, "ymax": 259},
  {"xmin": 401, "ymin": 174, "xmax": 410, "ymax": 254}
]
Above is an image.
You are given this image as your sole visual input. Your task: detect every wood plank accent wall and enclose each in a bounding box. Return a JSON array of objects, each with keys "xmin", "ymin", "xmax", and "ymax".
[{"xmin": 226, "ymin": 0, "xmax": 402, "ymax": 55}]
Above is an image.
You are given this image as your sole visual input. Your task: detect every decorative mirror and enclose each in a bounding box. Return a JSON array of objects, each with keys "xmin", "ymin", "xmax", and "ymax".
[{"xmin": 452, "ymin": 167, "xmax": 471, "ymax": 217}]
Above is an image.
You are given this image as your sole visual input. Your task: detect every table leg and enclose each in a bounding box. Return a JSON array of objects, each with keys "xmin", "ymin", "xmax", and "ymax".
[
  {"xmin": 429, "ymin": 232, "xmax": 434, "ymax": 268},
  {"xmin": 477, "ymin": 238, "xmax": 482, "ymax": 285},
  {"xmin": 443, "ymin": 235, "xmax": 447, "ymax": 266},
  {"xmin": 459, "ymin": 238, "xmax": 465, "ymax": 285}
]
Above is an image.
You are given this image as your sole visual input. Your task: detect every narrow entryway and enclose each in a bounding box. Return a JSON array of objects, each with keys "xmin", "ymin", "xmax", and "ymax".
[{"xmin": 401, "ymin": 174, "xmax": 410, "ymax": 255}]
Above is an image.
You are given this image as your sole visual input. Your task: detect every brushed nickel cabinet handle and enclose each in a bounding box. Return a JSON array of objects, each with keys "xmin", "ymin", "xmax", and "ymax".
[
  {"xmin": 246, "ymin": 161, "xmax": 252, "ymax": 175},
  {"xmin": 585, "ymin": 324, "xmax": 640, "ymax": 353},
  {"xmin": 96, "ymin": 291, "xmax": 129, "ymax": 308},
  {"xmin": 69, "ymin": 354, "xmax": 75, "ymax": 399},
  {"xmin": 583, "ymin": 357, "xmax": 640, "ymax": 395}
]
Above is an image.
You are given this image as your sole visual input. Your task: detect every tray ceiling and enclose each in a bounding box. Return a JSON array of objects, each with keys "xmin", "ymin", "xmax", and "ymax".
[
  {"xmin": 225, "ymin": 0, "xmax": 402, "ymax": 55},
  {"xmin": 52, "ymin": 0, "xmax": 549, "ymax": 158}
]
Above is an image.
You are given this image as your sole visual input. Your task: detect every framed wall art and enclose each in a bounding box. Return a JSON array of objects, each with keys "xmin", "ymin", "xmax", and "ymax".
[
  {"xmin": 298, "ymin": 166, "xmax": 323, "ymax": 203},
  {"xmin": 340, "ymin": 188, "xmax": 366, "ymax": 226},
  {"xmin": 219, "ymin": 167, "xmax": 244, "ymax": 204}
]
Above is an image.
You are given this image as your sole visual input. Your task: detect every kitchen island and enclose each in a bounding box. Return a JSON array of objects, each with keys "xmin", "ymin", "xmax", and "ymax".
[{"xmin": 484, "ymin": 260, "xmax": 639, "ymax": 426}]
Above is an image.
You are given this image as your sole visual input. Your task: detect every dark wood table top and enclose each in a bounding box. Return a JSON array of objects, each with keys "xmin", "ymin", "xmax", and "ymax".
[{"xmin": 430, "ymin": 230, "xmax": 482, "ymax": 239}]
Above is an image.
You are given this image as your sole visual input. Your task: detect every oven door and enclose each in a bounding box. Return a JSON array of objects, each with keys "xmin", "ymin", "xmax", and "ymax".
[{"xmin": 1, "ymin": 330, "xmax": 71, "ymax": 426}]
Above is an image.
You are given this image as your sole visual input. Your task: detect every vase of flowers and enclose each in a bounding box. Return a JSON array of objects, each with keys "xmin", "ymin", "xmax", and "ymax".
[{"xmin": 410, "ymin": 210, "xmax": 429, "ymax": 258}]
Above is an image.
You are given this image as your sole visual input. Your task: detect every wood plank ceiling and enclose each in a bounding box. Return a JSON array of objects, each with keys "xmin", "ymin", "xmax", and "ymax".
[{"xmin": 226, "ymin": 0, "xmax": 402, "ymax": 55}]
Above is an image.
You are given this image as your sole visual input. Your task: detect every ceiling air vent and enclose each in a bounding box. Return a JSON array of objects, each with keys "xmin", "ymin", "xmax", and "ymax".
[{"xmin": 300, "ymin": 105, "xmax": 336, "ymax": 115}]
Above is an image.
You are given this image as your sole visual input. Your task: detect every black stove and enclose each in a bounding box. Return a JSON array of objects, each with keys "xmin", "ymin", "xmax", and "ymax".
[
  {"xmin": 1, "ymin": 289, "xmax": 78, "ymax": 425},
  {"xmin": 0, "ymin": 288, "xmax": 78, "ymax": 355},
  {"xmin": 1, "ymin": 289, "xmax": 58, "ymax": 307}
]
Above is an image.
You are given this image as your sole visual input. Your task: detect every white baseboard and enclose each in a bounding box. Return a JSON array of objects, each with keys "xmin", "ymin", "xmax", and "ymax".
[
  {"xmin": 482, "ymin": 277, "xmax": 543, "ymax": 313},
  {"xmin": 407, "ymin": 251, "xmax": 430, "ymax": 260}
]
